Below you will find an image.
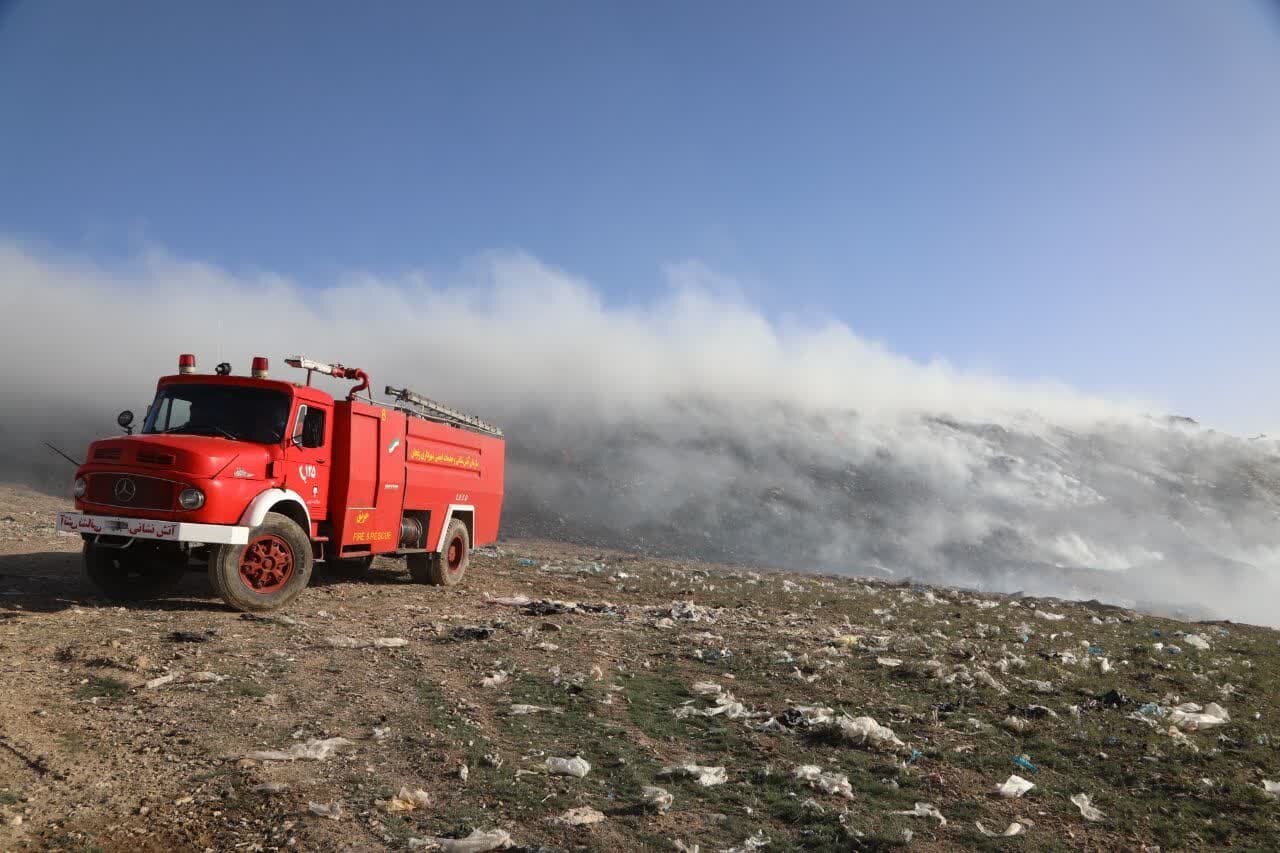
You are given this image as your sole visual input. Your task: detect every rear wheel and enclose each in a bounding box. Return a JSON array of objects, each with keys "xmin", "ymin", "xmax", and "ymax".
[
  {"xmin": 408, "ymin": 518, "xmax": 469, "ymax": 586},
  {"xmin": 83, "ymin": 541, "xmax": 188, "ymax": 601},
  {"xmin": 209, "ymin": 512, "xmax": 313, "ymax": 612}
]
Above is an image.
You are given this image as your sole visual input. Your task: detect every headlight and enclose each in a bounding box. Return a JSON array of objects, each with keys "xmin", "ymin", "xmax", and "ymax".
[
  {"xmin": 178, "ymin": 487, "xmax": 205, "ymax": 510},
  {"xmin": 73, "ymin": 477, "xmax": 87, "ymax": 498}
]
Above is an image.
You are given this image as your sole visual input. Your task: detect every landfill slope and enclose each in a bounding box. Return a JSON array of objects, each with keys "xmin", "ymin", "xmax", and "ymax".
[{"xmin": 2, "ymin": 483, "xmax": 1280, "ymax": 851}]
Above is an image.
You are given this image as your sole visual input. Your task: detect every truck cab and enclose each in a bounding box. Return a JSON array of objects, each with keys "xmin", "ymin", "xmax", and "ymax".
[{"xmin": 58, "ymin": 354, "xmax": 505, "ymax": 611}]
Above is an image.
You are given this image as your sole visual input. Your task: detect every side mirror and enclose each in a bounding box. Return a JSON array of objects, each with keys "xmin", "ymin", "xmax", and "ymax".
[{"xmin": 117, "ymin": 410, "xmax": 134, "ymax": 435}]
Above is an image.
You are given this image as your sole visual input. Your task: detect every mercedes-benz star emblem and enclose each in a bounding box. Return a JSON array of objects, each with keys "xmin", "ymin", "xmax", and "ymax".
[{"xmin": 113, "ymin": 477, "xmax": 137, "ymax": 503}]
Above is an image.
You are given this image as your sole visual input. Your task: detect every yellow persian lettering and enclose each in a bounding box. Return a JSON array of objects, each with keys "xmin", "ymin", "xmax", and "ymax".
[
  {"xmin": 355, "ymin": 511, "xmax": 370, "ymax": 524},
  {"xmin": 408, "ymin": 448, "xmax": 480, "ymax": 470}
]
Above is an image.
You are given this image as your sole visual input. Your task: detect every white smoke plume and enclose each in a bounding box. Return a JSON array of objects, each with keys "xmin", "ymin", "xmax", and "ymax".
[{"xmin": 3, "ymin": 240, "xmax": 1278, "ymax": 624}]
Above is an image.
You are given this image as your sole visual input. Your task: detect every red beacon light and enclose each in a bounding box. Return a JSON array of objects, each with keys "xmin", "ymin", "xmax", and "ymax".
[
  {"xmin": 251, "ymin": 356, "xmax": 269, "ymax": 379},
  {"xmin": 178, "ymin": 354, "xmax": 197, "ymax": 375}
]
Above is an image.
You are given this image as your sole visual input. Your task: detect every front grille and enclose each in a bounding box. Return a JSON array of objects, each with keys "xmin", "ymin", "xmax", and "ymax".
[{"xmin": 85, "ymin": 474, "xmax": 177, "ymax": 510}]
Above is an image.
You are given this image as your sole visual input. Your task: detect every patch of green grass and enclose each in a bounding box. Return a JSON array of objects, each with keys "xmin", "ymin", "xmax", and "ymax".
[
  {"xmin": 231, "ymin": 680, "xmax": 268, "ymax": 698},
  {"xmin": 379, "ymin": 814, "xmax": 416, "ymax": 848},
  {"xmin": 59, "ymin": 731, "xmax": 96, "ymax": 755},
  {"xmin": 0, "ymin": 789, "xmax": 21, "ymax": 805},
  {"xmin": 75, "ymin": 675, "xmax": 128, "ymax": 700}
]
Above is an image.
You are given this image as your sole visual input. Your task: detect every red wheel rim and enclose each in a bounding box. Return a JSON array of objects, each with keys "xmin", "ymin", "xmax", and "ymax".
[
  {"xmin": 446, "ymin": 535, "xmax": 465, "ymax": 574},
  {"xmin": 239, "ymin": 534, "xmax": 295, "ymax": 593}
]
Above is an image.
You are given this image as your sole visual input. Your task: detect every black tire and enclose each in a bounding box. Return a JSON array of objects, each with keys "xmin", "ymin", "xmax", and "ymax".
[
  {"xmin": 83, "ymin": 541, "xmax": 188, "ymax": 601},
  {"xmin": 324, "ymin": 555, "xmax": 374, "ymax": 578},
  {"xmin": 208, "ymin": 511, "xmax": 313, "ymax": 612},
  {"xmin": 408, "ymin": 518, "xmax": 469, "ymax": 586}
]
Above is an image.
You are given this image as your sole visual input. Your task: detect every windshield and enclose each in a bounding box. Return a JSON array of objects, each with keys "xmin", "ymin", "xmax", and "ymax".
[{"xmin": 142, "ymin": 384, "xmax": 291, "ymax": 444}]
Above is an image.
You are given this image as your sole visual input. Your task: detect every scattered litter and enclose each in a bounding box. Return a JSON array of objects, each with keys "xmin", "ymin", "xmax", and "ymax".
[
  {"xmin": 168, "ymin": 630, "xmax": 215, "ymax": 643},
  {"xmin": 144, "ymin": 672, "xmax": 180, "ymax": 689},
  {"xmin": 308, "ymin": 801, "xmax": 343, "ymax": 820},
  {"xmin": 508, "ymin": 704, "xmax": 559, "ymax": 716},
  {"xmin": 408, "ymin": 827, "xmax": 514, "ymax": 852},
  {"xmin": 1168, "ymin": 702, "xmax": 1230, "ymax": 731},
  {"xmin": 372, "ymin": 725, "xmax": 391, "ymax": 741},
  {"xmin": 323, "ymin": 635, "xmax": 407, "ymax": 649},
  {"xmin": 549, "ymin": 806, "xmax": 605, "ymax": 826},
  {"xmin": 1011, "ymin": 755, "xmax": 1038, "ymax": 773},
  {"xmin": 379, "ymin": 787, "xmax": 433, "ymax": 812},
  {"xmin": 1034, "ymin": 610, "xmax": 1065, "ymax": 622},
  {"xmin": 666, "ymin": 601, "xmax": 716, "ymax": 622},
  {"xmin": 893, "ymin": 802, "xmax": 946, "ymax": 826},
  {"xmin": 517, "ymin": 558, "xmax": 539, "ymax": 566},
  {"xmin": 660, "ymin": 764, "xmax": 727, "ymax": 786},
  {"xmin": 876, "ymin": 656, "xmax": 903, "ymax": 668},
  {"xmin": 458, "ymin": 764, "xmax": 470, "ymax": 782},
  {"xmin": 189, "ymin": 671, "xmax": 226, "ymax": 683},
  {"xmin": 252, "ymin": 782, "xmax": 289, "ymax": 794},
  {"xmin": 793, "ymin": 765, "xmax": 854, "ymax": 798},
  {"xmin": 1017, "ymin": 678, "xmax": 1054, "ymax": 694},
  {"xmin": 997, "ymin": 775, "xmax": 1035, "ymax": 798},
  {"xmin": 1070, "ymin": 793, "xmax": 1105, "ymax": 822},
  {"xmin": 829, "ymin": 715, "xmax": 906, "ymax": 753},
  {"xmin": 1183, "ymin": 634, "xmax": 1211, "ymax": 650},
  {"xmin": 544, "ymin": 756, "xmax": 591, "ymax": 778},
  {"xmin": 1000, "ymin": 716, "xmax": 1031, "ymax": 733},
  {"xmin": 1263, "ymin": 780, "xmax": 1280, "ymax": 798},
  {"xmin": 245, "ymin": 737, "xmax": 355, "ymax": 762},
  {"xmin": 977, "ymin": 820, "xmax": 1027, "ymax": 837},
  {"xmin": 720, "ymin": 830, "xmax": 768, "ymax": 852},
  {"xmin": 480, "ymin": 671, "xmax": 509, "ymax": 688},
  {"xmin": 641, "ymin": 785, "xmax": 673, "ymax": 813}
]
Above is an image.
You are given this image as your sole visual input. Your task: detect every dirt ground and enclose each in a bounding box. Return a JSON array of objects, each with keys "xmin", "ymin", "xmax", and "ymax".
[{"xmin": 2, "ymin": 482, "xmax": 1280, "ymax": 852}]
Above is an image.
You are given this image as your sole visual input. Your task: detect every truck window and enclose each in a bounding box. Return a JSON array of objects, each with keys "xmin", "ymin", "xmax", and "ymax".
[
  {"xmin": 301, "ymin": 407, "xmax": 326, "ymax": 448},
  {"xmin": 142, "ymin": 384, "xmax": 290, "ymax": 444}
]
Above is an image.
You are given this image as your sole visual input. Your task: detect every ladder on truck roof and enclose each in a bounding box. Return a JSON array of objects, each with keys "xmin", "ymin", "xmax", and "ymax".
[{"xmin": 384, "ymin": 385, "xmax": 504, "ymax": 438}]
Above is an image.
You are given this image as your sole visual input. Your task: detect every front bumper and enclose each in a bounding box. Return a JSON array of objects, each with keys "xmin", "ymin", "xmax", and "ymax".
[{"xmin": 56, "ymin": 512, "xmax": 249, "ymax": 545}]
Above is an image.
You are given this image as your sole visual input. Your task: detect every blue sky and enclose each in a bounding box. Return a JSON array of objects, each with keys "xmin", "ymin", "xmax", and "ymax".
[{"xmin": 2, "ymin": 1, "xmax": 1280, "ymax": 426}]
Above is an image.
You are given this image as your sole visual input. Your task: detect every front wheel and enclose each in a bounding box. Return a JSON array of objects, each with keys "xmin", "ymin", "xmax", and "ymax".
[
  {"xmin": 408, "ymin": 518, "xmax": 469, "ymax": 586},
  {"xmin": 208, "ymin": 512, "xmax": 313, "ymax": 612}
]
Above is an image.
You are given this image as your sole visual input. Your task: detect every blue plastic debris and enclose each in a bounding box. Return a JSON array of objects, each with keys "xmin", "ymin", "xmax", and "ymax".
[
  {"xmin": 1165, "ymin": 645, "xmax": 1182, "ymax": 655},
  {"xmin": 1151, "ymin": 630, "xmax": 1162, "ymax": 637},
  {"xmin": 1104, "ymin": 735, "xmax": 1118, "ymax": 746},
  {"xmin": 1019, "ymin": 634, "xmax": 1030, "ymax": 644},
  {"xmin": 1138, "ymin": 703, "xmax": 1166, "ymax": 718},
  {"xmin": 907, "ymin": 749, "xmax": 924, "ymax": 764},
  {"xmin": 1088, "ymin": 645, "xmax": 1105, "ymax": 656},
  {"xmin": 1011, "ymin": 755, "xmax": 1038, "ymax": 773},
  {"xmin": 516, "ymin": 558, "xmax": 538, "ymax": 566}
]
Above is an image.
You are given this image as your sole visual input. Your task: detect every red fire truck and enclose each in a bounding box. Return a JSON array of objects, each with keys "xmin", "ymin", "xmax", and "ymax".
[{"xmin": 56, "ymin": 354, "xmax": 505, "ymax": 612}]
